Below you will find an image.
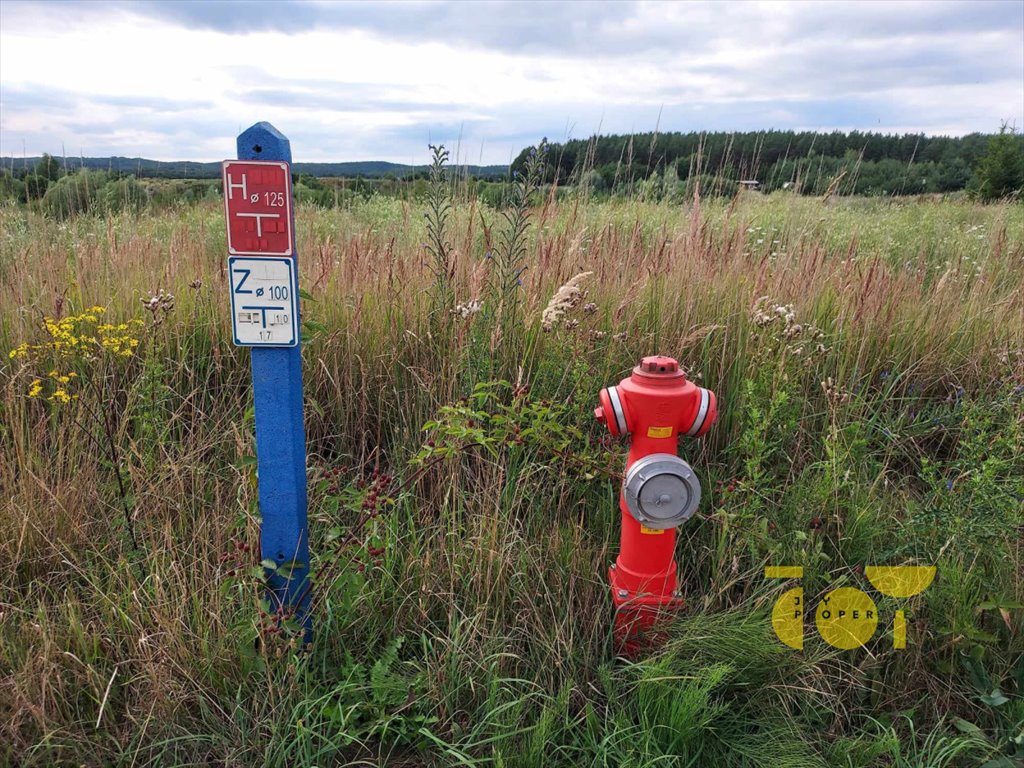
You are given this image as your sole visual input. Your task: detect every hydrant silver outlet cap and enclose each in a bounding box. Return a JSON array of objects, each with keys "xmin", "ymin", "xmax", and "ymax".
[{"xmin": 623, "ymin": 453, "xmax": 702, "ymax": 529}]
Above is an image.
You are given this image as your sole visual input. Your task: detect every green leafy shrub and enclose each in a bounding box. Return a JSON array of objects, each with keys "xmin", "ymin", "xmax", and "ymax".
[
  {"xmin": 22, "ymin": 172, "xmax": 49, "ymax": 202},
  {"xmin": 0, "ymin": 170, "xmax": 24, "ymax": 203},
  {"xmin": 41, "ymin": 169, "xmax": 108, "ymax": 219},
  {"xmin": 101, "ymin": 176, "xmax": 147, "ymax": 214}
]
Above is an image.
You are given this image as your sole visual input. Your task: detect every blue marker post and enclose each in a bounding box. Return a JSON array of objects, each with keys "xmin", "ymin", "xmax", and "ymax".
[{"xmin": 234, "ymin": 122, "xmax": 311, "ymax": 639}]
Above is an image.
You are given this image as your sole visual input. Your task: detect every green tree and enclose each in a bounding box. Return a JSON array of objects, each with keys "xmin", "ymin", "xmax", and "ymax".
[
  {"xmin": 974, "ymin": 125, "xmax": 1024, "ymax": 201},
  {"xmin": 36, "ymin": 153, "xmax": 63, "ymax": 181}
]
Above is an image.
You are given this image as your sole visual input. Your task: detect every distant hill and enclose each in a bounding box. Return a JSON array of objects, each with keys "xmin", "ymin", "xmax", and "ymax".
[{"xmin": 0, "ymin": 156, "xmax": 509, "ymax": 180}]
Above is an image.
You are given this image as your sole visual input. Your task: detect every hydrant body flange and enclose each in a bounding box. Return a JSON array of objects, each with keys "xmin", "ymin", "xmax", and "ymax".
[{"xmin": 595, "ymin": 355, "xmax": 717, "ymax": 648}]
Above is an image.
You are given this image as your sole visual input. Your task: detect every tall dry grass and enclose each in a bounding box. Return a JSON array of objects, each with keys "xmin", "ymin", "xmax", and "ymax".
[{"xmin": 0, "ymin": 191, "xmax": 1021, "ymax": 766}]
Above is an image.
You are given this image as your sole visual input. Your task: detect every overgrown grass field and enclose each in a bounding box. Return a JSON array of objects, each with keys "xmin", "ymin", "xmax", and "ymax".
[{"xmin": 1, "ymin": 180, "xmax": 1022, "ymax": 766}]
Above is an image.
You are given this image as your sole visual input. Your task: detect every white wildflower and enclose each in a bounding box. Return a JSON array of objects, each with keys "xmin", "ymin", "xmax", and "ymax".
[
  {"xmin": 451, "ymin": 300, "xmax": 483, "ymax": 319},
  {"xmin": 541, "ymin": 272, "xmax": 593, "ymax": 331}
]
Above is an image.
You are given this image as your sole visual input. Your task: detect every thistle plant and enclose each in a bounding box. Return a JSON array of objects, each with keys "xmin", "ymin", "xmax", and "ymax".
[
  {"xmin": 423, "ymin": 144, "xmax": 455, "ymax": 335},
  {"xmin": 488, "ymin": 140, "xmax": 547, "ymax": 362}
]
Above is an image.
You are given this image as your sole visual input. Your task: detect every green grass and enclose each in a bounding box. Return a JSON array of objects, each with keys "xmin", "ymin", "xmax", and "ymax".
[{"xmin": 0, "ymin": 189, "xmax": 1022, "ymax": 767}]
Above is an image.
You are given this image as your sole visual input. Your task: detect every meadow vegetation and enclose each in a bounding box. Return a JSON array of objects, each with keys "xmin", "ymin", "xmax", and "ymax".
[{"xmin": 1, "ymin": 158, "xmax": 1022, "ymax": 766}]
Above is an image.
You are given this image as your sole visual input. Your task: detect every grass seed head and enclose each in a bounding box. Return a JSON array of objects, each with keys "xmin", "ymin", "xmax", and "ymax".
[{"xmin": 541, "ymin": 271, "xmax": 593, "ymax": 331}]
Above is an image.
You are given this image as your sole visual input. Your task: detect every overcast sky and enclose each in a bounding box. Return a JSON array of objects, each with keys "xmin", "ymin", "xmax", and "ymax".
[{"xmin": 1, "ymin": 0, "xmax": 1022, "ymax": 164}]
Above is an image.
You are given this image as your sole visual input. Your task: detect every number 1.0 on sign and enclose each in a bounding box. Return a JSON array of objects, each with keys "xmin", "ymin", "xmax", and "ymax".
[{"xmin": 228, "ymin": 257, "xmax": 299, "ymax": 347}]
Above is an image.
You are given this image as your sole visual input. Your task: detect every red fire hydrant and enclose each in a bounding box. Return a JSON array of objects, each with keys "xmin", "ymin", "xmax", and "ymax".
[{"xmin": 595, "ymin": 355, "xmax": 717, "ymax": 650}]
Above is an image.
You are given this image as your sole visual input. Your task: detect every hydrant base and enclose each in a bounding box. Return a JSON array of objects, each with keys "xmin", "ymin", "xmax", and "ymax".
[{"xmin": 609, "ymin": 564, "xmax": 683, "ymax": 654}]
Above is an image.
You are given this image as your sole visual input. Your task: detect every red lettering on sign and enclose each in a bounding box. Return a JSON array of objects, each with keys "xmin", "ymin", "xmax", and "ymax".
[{"xmin": 222, "ymin": 160, "xmax": 294, "ymax": 257}]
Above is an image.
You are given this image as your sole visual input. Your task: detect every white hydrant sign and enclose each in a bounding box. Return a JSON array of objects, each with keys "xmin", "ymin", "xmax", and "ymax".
[{"xmin": 228, "ymin": 256, "xmax": 299, "ymax": 347}]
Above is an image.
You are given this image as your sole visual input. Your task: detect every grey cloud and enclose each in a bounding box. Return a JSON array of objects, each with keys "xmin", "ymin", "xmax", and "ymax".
[
  {"xmin": 669, "ymin": 38, "xmax": 1021, "ymax": 104},
  {"xmin": 8, "ymin": 0, "xmax": 704, "ymax": 56},
  {"xmin": 96, "ymin": 93, "xmax": 217, "ymax": 112},
  {"xmin": 0, "ymin": 90, "xmax": 1010, "ymax": 162},
  {"xmin": 2, "ymin": 1, "xmax": 1020, "ymax": 160},
  {"xmin": 784, "ymin": 1, "xmax": 1022, "ymax": 41},
  {"xmin": 0, "ymin": 83, "xmax": 79, "ymax": 112},
  {"xmin": 1, "ymin": 83, "xmax": 216, "ymax": 113},
  {"xmin": 8, "ymin": 0, "xmax": 1021, "ymax": 59},
  {"xmin": 63, "ymin": 113, "xmax": 232, "ymax": 136},
  {"xmin": 236, "ymin": 87, "xmax": 467, "ymax": 115},
  {"xmin": 143, "ymin": 0, "xmax": 645, "ymax": 54}
]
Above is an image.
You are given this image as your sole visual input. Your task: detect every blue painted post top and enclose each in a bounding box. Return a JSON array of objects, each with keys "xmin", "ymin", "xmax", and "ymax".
[{"xmin": 238, "ymin": 121, "xmax": 292, "ymax": 163}]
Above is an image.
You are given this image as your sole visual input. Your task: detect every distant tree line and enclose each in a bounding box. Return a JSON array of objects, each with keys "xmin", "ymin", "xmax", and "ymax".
[
  {"xmin": 0, "ymin": 154, "xmax": 225, "ymax": 218},
  {"xmin": 0, "ymin": 154, "xmax": 511, "ymax": 216},
  {"xmin": 2, "ymin": 128, "xmax": 1021, "ymax": 217},
  {"xmin": 511, "ymin": 127, "xmax": 1024, "ymax": 200},
  {"xmin": 0, "ymin": 157, "xmax": 450, "ymax": 215},
  {"xmin": 0, "ymin": 156, "xmax": 508, "ymax": 180}
]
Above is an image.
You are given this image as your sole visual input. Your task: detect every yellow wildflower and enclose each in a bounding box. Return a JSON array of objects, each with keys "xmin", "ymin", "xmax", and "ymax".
[
  {"xmin": 51, "ymin": 388, "xmax": 71, "ymax": 404},
  {"xmin": 28, "ymin": 379, "xmax": 43, "ymax": 398}
]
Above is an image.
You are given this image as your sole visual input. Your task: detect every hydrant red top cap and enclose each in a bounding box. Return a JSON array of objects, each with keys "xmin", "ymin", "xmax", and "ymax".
[{"xmin": 635, "ymin": 355, "xmax": 685, "ymax": 380}]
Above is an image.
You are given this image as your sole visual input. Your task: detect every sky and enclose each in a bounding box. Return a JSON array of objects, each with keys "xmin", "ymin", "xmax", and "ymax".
[{"xmin": 1, "ymin": 0, "xmax": 1022, "ymax": 165}]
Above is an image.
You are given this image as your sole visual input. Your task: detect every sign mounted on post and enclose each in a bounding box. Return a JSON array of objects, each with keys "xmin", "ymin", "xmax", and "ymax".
[
  {"xmin": 228, "ymin": 256, "xmax": 299, "ymax": 347},
  {"xmin": 222, "ymin": 160, "xmax": 294, "ymax": 257}
]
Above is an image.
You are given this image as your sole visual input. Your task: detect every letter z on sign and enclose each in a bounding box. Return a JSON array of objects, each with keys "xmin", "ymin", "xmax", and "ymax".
[{"xmin": 223, "ymin": 160, "xmax": 294, "ymax": 257}]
